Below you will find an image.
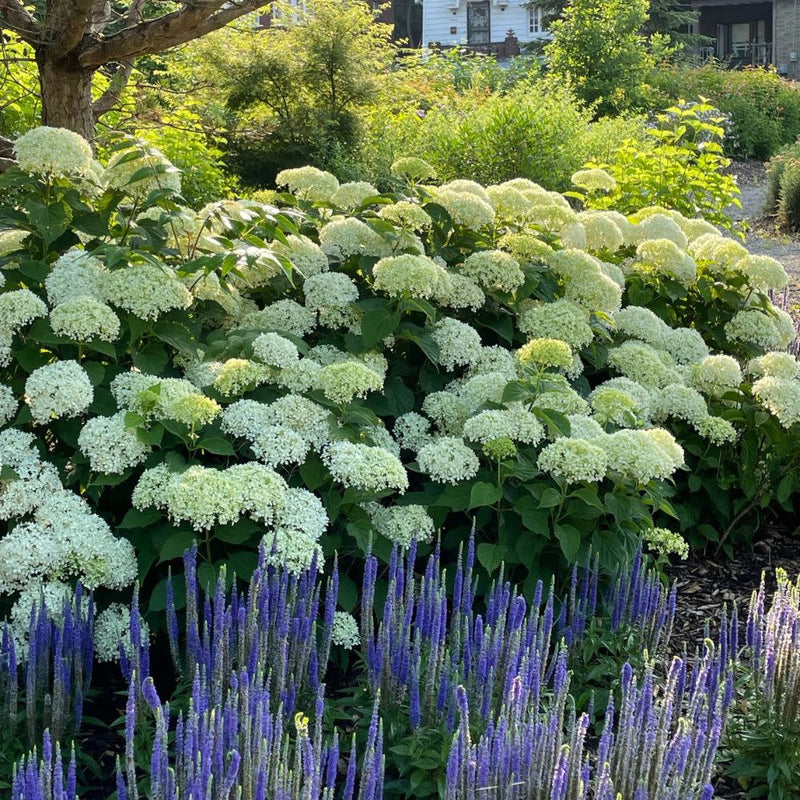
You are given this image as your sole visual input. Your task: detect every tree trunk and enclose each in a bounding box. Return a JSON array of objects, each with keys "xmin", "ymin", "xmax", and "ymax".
[{"xmin": 36, "ymin": 51, "xmax": 96, "ymax": 142}]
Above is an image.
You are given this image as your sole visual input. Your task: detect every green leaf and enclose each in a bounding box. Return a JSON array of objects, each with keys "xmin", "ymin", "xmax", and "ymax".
[
  {"xmin": 555, "ymin": 523, "xmax": 581, "ymax": 561},
  {"xmin": 569, "ymin": 487, "xmax": 604, "ymax": 511},
  {"xmin": 226, "ymin": 551, "xmax": 259, "ymax": 581},
  {"xmin": 153, "ymin": 319, "xmax": 199, "ymax": 354},
  {"xmin": 469, "ymin": 481, "xmax": 503, "ymax": 508},
  {"xmin": 82, "ymin": 361, "xmax": 105, "ymax": 386},
  {"xmin": 533, "ymin": 407, "xmax": 571, "ymax": 437},
  {"xmin": 159, "ymin": 530, "xmax": 197, "ymax": 563},
  {"xmin": 215, "ymin": 519, "xmax": 260, "ymax": 545},
  {"xmin": 477, "ymin": 543, "xmax": 508, "ymax": 574},
  {"xmin": 338, "ymin": 573, "xmax": 358, "ymax": 612},
  {"xmin": 119, "ymin": 507, "xmax": 163, "ymax": 529},
  {"xmin": 18, "ymin": 259, "xmax": 49, "ymax": 284},
  {"xmin": 196, "ymin": 436, "xmax": 236, "ymax": 456},
  {"xmin": 538, "ymin": 487, "xmax": 563, "ymax": 508},
  {"xmin": 25, "ymin": 198, "xmax": 72, "ymax": 245},
  {"xmin": 361, "ymin": 308, "xmax": 401, "ymax": 348},
  {"xmin": 300, "ymin": 452, "xmax": 329, "ymax": 491}
]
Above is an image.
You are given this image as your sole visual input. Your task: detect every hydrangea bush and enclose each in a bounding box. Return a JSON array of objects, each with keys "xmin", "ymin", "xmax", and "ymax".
[{"xmin": 0, "ymin": 127, "xmax": 798, "ymax": 632}]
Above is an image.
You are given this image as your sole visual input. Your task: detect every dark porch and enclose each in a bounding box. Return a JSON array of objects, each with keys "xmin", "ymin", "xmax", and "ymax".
[{"xmin": 691, "ymin": 1, "xmax": 774, "ymax": 66}]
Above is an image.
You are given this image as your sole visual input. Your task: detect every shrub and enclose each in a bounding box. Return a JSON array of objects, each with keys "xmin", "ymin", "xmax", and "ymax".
[
  {"xmin": 648, "ymin": 64, "xmax": 800, "ymax": 160},
  {"xmin": 765, "ymin": 141, "xmax": 800, "ymax": 228}
]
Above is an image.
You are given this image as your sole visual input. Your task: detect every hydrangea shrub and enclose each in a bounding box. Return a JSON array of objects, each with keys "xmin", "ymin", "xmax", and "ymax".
[{"xmin": 0, "ymin": 127, "xmax": 798, "ymax": 629}]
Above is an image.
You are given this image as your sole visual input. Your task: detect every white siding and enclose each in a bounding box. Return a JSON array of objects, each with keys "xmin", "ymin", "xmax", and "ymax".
[{"xmin": 421, "ymin": 0, "xmax": 550, "ymax": 47}]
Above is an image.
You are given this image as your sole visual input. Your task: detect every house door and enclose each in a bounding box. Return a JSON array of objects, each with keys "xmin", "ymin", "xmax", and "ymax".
[{"xmin": 467, "ymin": 1, "xmax": 490, "ymax": 44}]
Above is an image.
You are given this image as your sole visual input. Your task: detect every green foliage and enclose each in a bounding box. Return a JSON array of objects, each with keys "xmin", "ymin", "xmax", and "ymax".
[
  {"xmin": 0, "ymin": 33, "xmax": 40, "ymax": 137},
  {"xmin": 648, "ymin": 64, "xmax": 800, "ymax": 160},
  {"xmin": 765, "ymin": 142, "xmax": 800, "ymax": 229},
  {"xmin": 186, "ymin": 0, "xmax": 395, "ymax": 186},
  {"xmin": 582, "ymin": 100, "xmax": 741, "ymax": 232},
  {"xmin": 546, "ymin": 0, "xmax": 655, "ymax": 116}
]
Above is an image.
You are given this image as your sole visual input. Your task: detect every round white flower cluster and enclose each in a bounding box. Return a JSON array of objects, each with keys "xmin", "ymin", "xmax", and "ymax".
[
  {"xmin": 752, "ymin": 376, "xmax": 800, "ymax": 428},
  {"xmin": 213, "ymin": 358, "xmax": 271, "ymax": 397},
  {"xmin": 319, "ymin": 217, "xmax": 386, "ymax": 259},
  {"xmin": 265, "ymin": 487, "xmax": 329, "ymax": 574},
  {"xmin": 459, "ymin": 250, "xmax": 525, "ymax": 293},
  {"xmin": 747, "ymin": 351, "xmax": 800, "ymax": 380},
  {"xmin": 14, "ymin": 126, "xmax": 94, "ymax": 179},
  {"xmin": 94, "ymin": 603, "xmax": 148, "ymax": 662},
  {"xmin": 391, "ymin": 157, "xmax": 436, "ymax": 182},
  {"xmin": 331, "ymin": 611, "xmax": 361, "ymax": 649},
  {"xmin": 463, "ymin": 407, "xmax": 544, "ymax": 448},
  {"xmin": 78, "ymin": 411, "xmax": 151, "ymax": 474},
  {"xmin": 631, "ymin": 214, "xmax": 688, "ymax": 249},
  {"xmin": 417, "ymin": 436, "xmax": 480, "ymax": 484},
  {"xmin": 365, "ymin": 502, "xmax": 435, "ymax": 547},
  {"xmin": 578, "ymin": 211, "xmax": 625, "ymax": 253},
  {"xmin": 133, "ymin": 462, "xmax": 288, "ymax": 530},
  {"xmin": 589, "ymin": 386, "xmax": 642, "ymax": 427},
  {"xmin": 243, "ymin": 299, "xmax": 317, "ymax": 338},
  {"xmin": 372, "ymin": 254, "xmax": 448, "ymax": 299},
  {"xmin": 0, "ymin": 383, "xmax": 17, "ymax": 427},
  {"xmin": 105, "ymin": 143, "xmax": 181, "ymax": 198},
  {"xmin": 650, "ymin": 384, "xmax": 709, "ymax": 426},
  {"xmin": 486, "ymin": 184, "xmax": 531, "ymax": 221},
  {"xmin": 252, "ymin": 332, "xmax": 299, "ymax": 368},
  {"xmin": 614, "ymin": 306, "xmax": 670, "ymax": 348},
  {"xmin": 316, "ymin": 361, "xmax": 383, "ymax": 405},
  {"xmin": 516, "ymin": 337, "xmax": 573, "ymax": 372},
  {"xmin": 276, "ymin": 166, "xmax": 340, "ymax": 202},
  {"xmin": 322, "ymin": 441, "xmax": 408, "ymax": 493},
  {"xmin": 642, "ymin": 527, "xmax": 689, "ymax": 559},
  {"xmin": 635, "ymin": 239, "xmax": 697, "ymax": 286},
  {"xmin": 663, "ymin": 327, "xmax": 710, "ymax": 365},
  {"xmin": 688, "ymin": 354, "xmax": 743, "ymax": 398},
  {"xmin": 0, "ymin": 488, "xmax": 137, "ymax": 596},
  {"xmin": 393, "ymin": 412, "xmax": 433, "ymax": 453},
  {"xmin": 44, "ymin": 251, "xmax": 104, "ymax": 305},
  {"xmin": 0, "ymin": 289, "xmax": 48, "ymax": 335},
  {"xmin": 331, "ymin": 181, "xmax": 379, "ymax": 209},
  {"xmin": 304, "ymin": 272, "xmax": 360, "ymax": 329},
  {"xmin": 537, "ymin": 438, "xmax": 608, "ymax": 484},
  {"xmin": 50, "ymin": 295, "xmax": 121, "ymax": 342},
  {"xmin": 730, "ymin": 254, "xmax": 789, "ymax": 292},
  {"xmin": 607, "ymin": 341, "xmax": 681, "ymax": 389},
  {"xmin": 272, "ymin": 234, "xmax": 329, "ymax": 278},
  {"xmin": 25, "ymin": 360, "xmax": 93, "ymax": 425},
  {"xmin": 434, "ymin": 188, "xmax": 495, "ymax": 229},
  {"xmin": 518, "ymin": 299, "xmax": 593, "ymax": 350},
  {"xmin": 725, "ymin": 308, "xmax": 796, "ymax": 351},
  {"xmin": 571, "ymin": 168, "xmax": 617, "ymax": 193},
  {"xmin": 432, "ymin": 318, "xmax": 482, "ymax": 371},
  {"xmin": 378, "ymin": 201, "xmax": 432, "ymax": 230},
  {"xmin": 103, "ymin": 262, "xmax": 192, "ymax": 321},
  {"xmin": 599, "ymin": 428, "xmax": 684, "ymax": 483}
]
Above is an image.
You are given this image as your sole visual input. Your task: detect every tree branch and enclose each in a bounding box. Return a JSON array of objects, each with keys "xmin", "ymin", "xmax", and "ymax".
[
  {"xmin": 0, "ymin": 0, "xmax": 43, "ymax": 44},
  {"xmin": 79, "ymin": 0, "xmax": 270, "ymax": 67},
  {"xmin": 92, "ymin": 58, "xmax": 133, "ymax": 117},
  {"xmin": 46, "ymin": 0, "xmax": 97, "ymax": 59}
]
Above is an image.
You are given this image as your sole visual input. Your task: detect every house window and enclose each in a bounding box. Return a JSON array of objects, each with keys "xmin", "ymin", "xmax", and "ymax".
[{"xmin": 528, "ymin": 6, "xmax": 542, "ymax": 34}]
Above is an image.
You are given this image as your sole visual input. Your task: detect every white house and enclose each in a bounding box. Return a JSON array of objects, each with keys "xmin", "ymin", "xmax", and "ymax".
[{"xmin": 421, "ymin": 0, "xmax": 548, "ymax": 54}]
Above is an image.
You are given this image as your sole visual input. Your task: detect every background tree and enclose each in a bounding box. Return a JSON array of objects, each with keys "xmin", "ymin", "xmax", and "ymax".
[
  {"xmin": 0, "ymin": 0, "xmax": 279, "ymax": 145},
  {"xmin": 545, "ymin": 0, "xmax": 654, "ymax": 116}
]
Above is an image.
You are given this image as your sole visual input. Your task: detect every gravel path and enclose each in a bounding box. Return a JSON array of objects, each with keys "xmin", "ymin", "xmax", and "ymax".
[{"xmin": 728, "ymin": 162, "xmax": 800, "ymax": 318}]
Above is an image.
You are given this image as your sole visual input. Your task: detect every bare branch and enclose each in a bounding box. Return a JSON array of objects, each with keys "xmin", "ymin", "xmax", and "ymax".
[
  {"xmin": 0, "ymin": 0, "xmax": 43, "ymax": 44},
  {"xmin": 79, "ymin": 0, "xmax": 270, "ymax": 67},
  {"xmin": 0, "ymin": 133, "xmax": 15, "ymax": 157}
]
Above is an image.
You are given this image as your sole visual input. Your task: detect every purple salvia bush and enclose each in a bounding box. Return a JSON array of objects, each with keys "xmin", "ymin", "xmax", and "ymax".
[
  {"xmin": 746, "ymin": 569, "xmax": 800, "ymax": 726},
  {"xmin": 0, "ymin": 585, "xmax": 93, "ymax": 749}
]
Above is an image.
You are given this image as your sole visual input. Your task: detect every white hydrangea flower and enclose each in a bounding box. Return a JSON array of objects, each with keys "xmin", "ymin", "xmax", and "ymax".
[
  {"xmin": 365, "ymin": 502, "xmax": 435, "ymax": 548},
  {"xmin": 393, "ymin": 412, "xmax": 433, "ymax": 453},
  {"xmin": 94, "ymin": 603, "xmax": 135, "ymax": 662},
  {"xmin": 459, "ymin": 250, "xmax": 525, "ymax": 293},
  {"xmin": 688, "ymin": 234, "xmax": 749, "ymax": 274},
  {"xmin": 565, "ymin": 414, "xmax": 606, "ymax": 440},
  {"xmin": 103, "ymin": 262, "xmax": 191, "ymax": 320},
  {"xmin": 112, "ymin": 373, "xmax": 220, "ymax": 427},
  {"xmin": 45, "ymin": 250, "xmax": 107, "ymax": 305},
  {"xmin": 77, "ymin": 411, "xmax": 150, "ymax": 474},
  {"xmin": 49, "ymin": 296, "xmax": 121, "ymax": 342},
  {"xmin": 689, "ymin": 354, "xmax": 743, "ymax": 398},
  {"xmin": 453, "ymin": 372, "xmax": 509, "ymax": 413},
  {"xmin": 592, "ymin": 378, "xmax": 652, "ymax": 422},
  {"xmin": 650, "ymin": 384, "xmax": 709, "ymax": 425},
  {"xmin": 331, "ymin": 181, "xmax": 379, "ymax": 209},
  {"xmin": 323, "ymin": 441, "xmax": 408, "ymax": 493},
  {"xmin": 590, "ymin": 386, "xmax": 643, "ymax": 427},
  {"xmin": 252, "ymin": 332, "xmax": 300, "ymax": 368},
  {"xmin": 105, "ymin": 144, "xmax": 181, "ymax": 198},
  {"xmin": 213, "ymin": 358, "xmax": 271, "ymax": 397},
  {"xmin": 752, "ymin": 376, "xmax": 800, "ymax": 428},
  {"xmin": 631, "ymin": 214, "xmax": 688, "ymax": 248},
  {"xmin": 242, "ymin": 299, "xmax": 317, "ymax": 338},
  {"xmin": 373, "ymin": 254, "xmax": 449, "ymax": 299},
  {"xmin": 538, "ymin": 438, "xmax": 608, "ymax": 483},
  {"xmin": 518, "ymin": 299, "xmax": 593, "ymax": 350},
  {"xmin": 331, "ymin": 611, "xmax": 361, "ymax": 649},
  {"xmin": 572, "ymin": 168, "xmax": 617, "ymax": 193},
  {"xmin": 467, "ymin": 346, "xmax": 517, "ymax": 381},
  {"xmin": 463, "ymin": 407, "xmax": 544, "ymax": 447},
  {"xmin": 730, "ymin": 254, "xmax": 789, "ymax": 292},
  {"xmin": 272, "ymin": 234, "xmax": 329, "ymax": 278},
  {"xmin": 433, "ymin": 189, "xmax": 495, "ymax": 229},
  {"xmin": 546, "ymin": 249, "xmax": 601, "ymax": 280},
  {"xmin": 614, "ymin": 306, "xmax": 670, "ymax": 349},
  {"xmin": 390, "ymin": 157, "xmax": 436, "ymax": 182},
  {"xmin": 432, "ymin": 318, "xmax": 482, "ymax": 371},
  {"xmin": 642, "ymin": 527, "xmax": 689, "ymax": 559},
  {"xmin": 25, "ymin": 360, "xmax": 93, "ymax": 425},
  {"xmin": 516, "ymin": 337, "xmax": 573, "ymax": 372},
  {"xmin": 499, "ymin": 232, "xmax": 553, "ymax": 265},
  {"xmin": 436, "ymin": 272, "xmax": 486, "ymax": 311},
  {"xmin": 0, "ymin": 289, "xmax": 48, "ymax": 330},
  {"xmin": 598, "ymin": 428, "xmax": 683, "ymax": 483},
  {"xmin": 417, "ymin": 436, "xmax": 480, "ymax": 484},
  {"xmin": 8, "ymin": 580, "xmax": 76, "ymax": 653},
  {"xmin": 485, "ymin": 184, "xmax": 531, "ymax": 221},
  {"xmin": 276, "ymin": 166, "xmax": 339, "ymax": 201},
  {"xmin": 663, "ymin": 327, "xmax": 710, "ymax": 365},
  {"xmin": 0, "ymin": 383, "xmax": 17, "ymax": 427},
  {"xmin": 14, "ymin": 127, "xmax": 93, "ymax": 178},
  {"xmin": 635, "ymin": 239, "xmax": 697, "ymax": 286},
  {"xmin": 579, "ymin": 211, "xmax": 625, "ymax": 253},
  {"xmin": 378, "ymin": 201, "xmax": 432, "ymax": 230},
  {"xmin": 564, "ymin": 269, "xmax": 622, "ymax": 314},
  {"xmin": 725, "ymin": 307, "xmax": 796, "ymax": 351},
  {"xmin": 533, "ymin": 386, "xmax": 590, "ymax": 416},
  {"xmin": 316, "ymin": 361, "xmax": 383, "ymax": 405},
  {"xmin": 275, "ymin": 358, "xmax": 322, "ymax": 393},
  {"xmin": 695, "ymin": 415, "xmax": 738, "ymax": 445},
  {"xmin": 679, "ymin": 218, "xmax": 719, "ymax": 241},
  {"xmin": 319, "ymin": 217, "xmax": 386, "ymax": 259},
  {"xmin": 608, "ymin": 341, "xmax": 683, "ymax": 389},
  {"xmin": 747, "ymin": 351, "xmax": 800, "ymax": 380},
  {"xmin": 265, "ymin": 487, "xmax": 329, "ymax": 574}
]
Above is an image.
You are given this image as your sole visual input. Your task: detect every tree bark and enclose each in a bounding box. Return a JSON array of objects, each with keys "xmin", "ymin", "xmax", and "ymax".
[{"xmin": 35, "ymin": 50, "xmax": 96, "ymax": 142}]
